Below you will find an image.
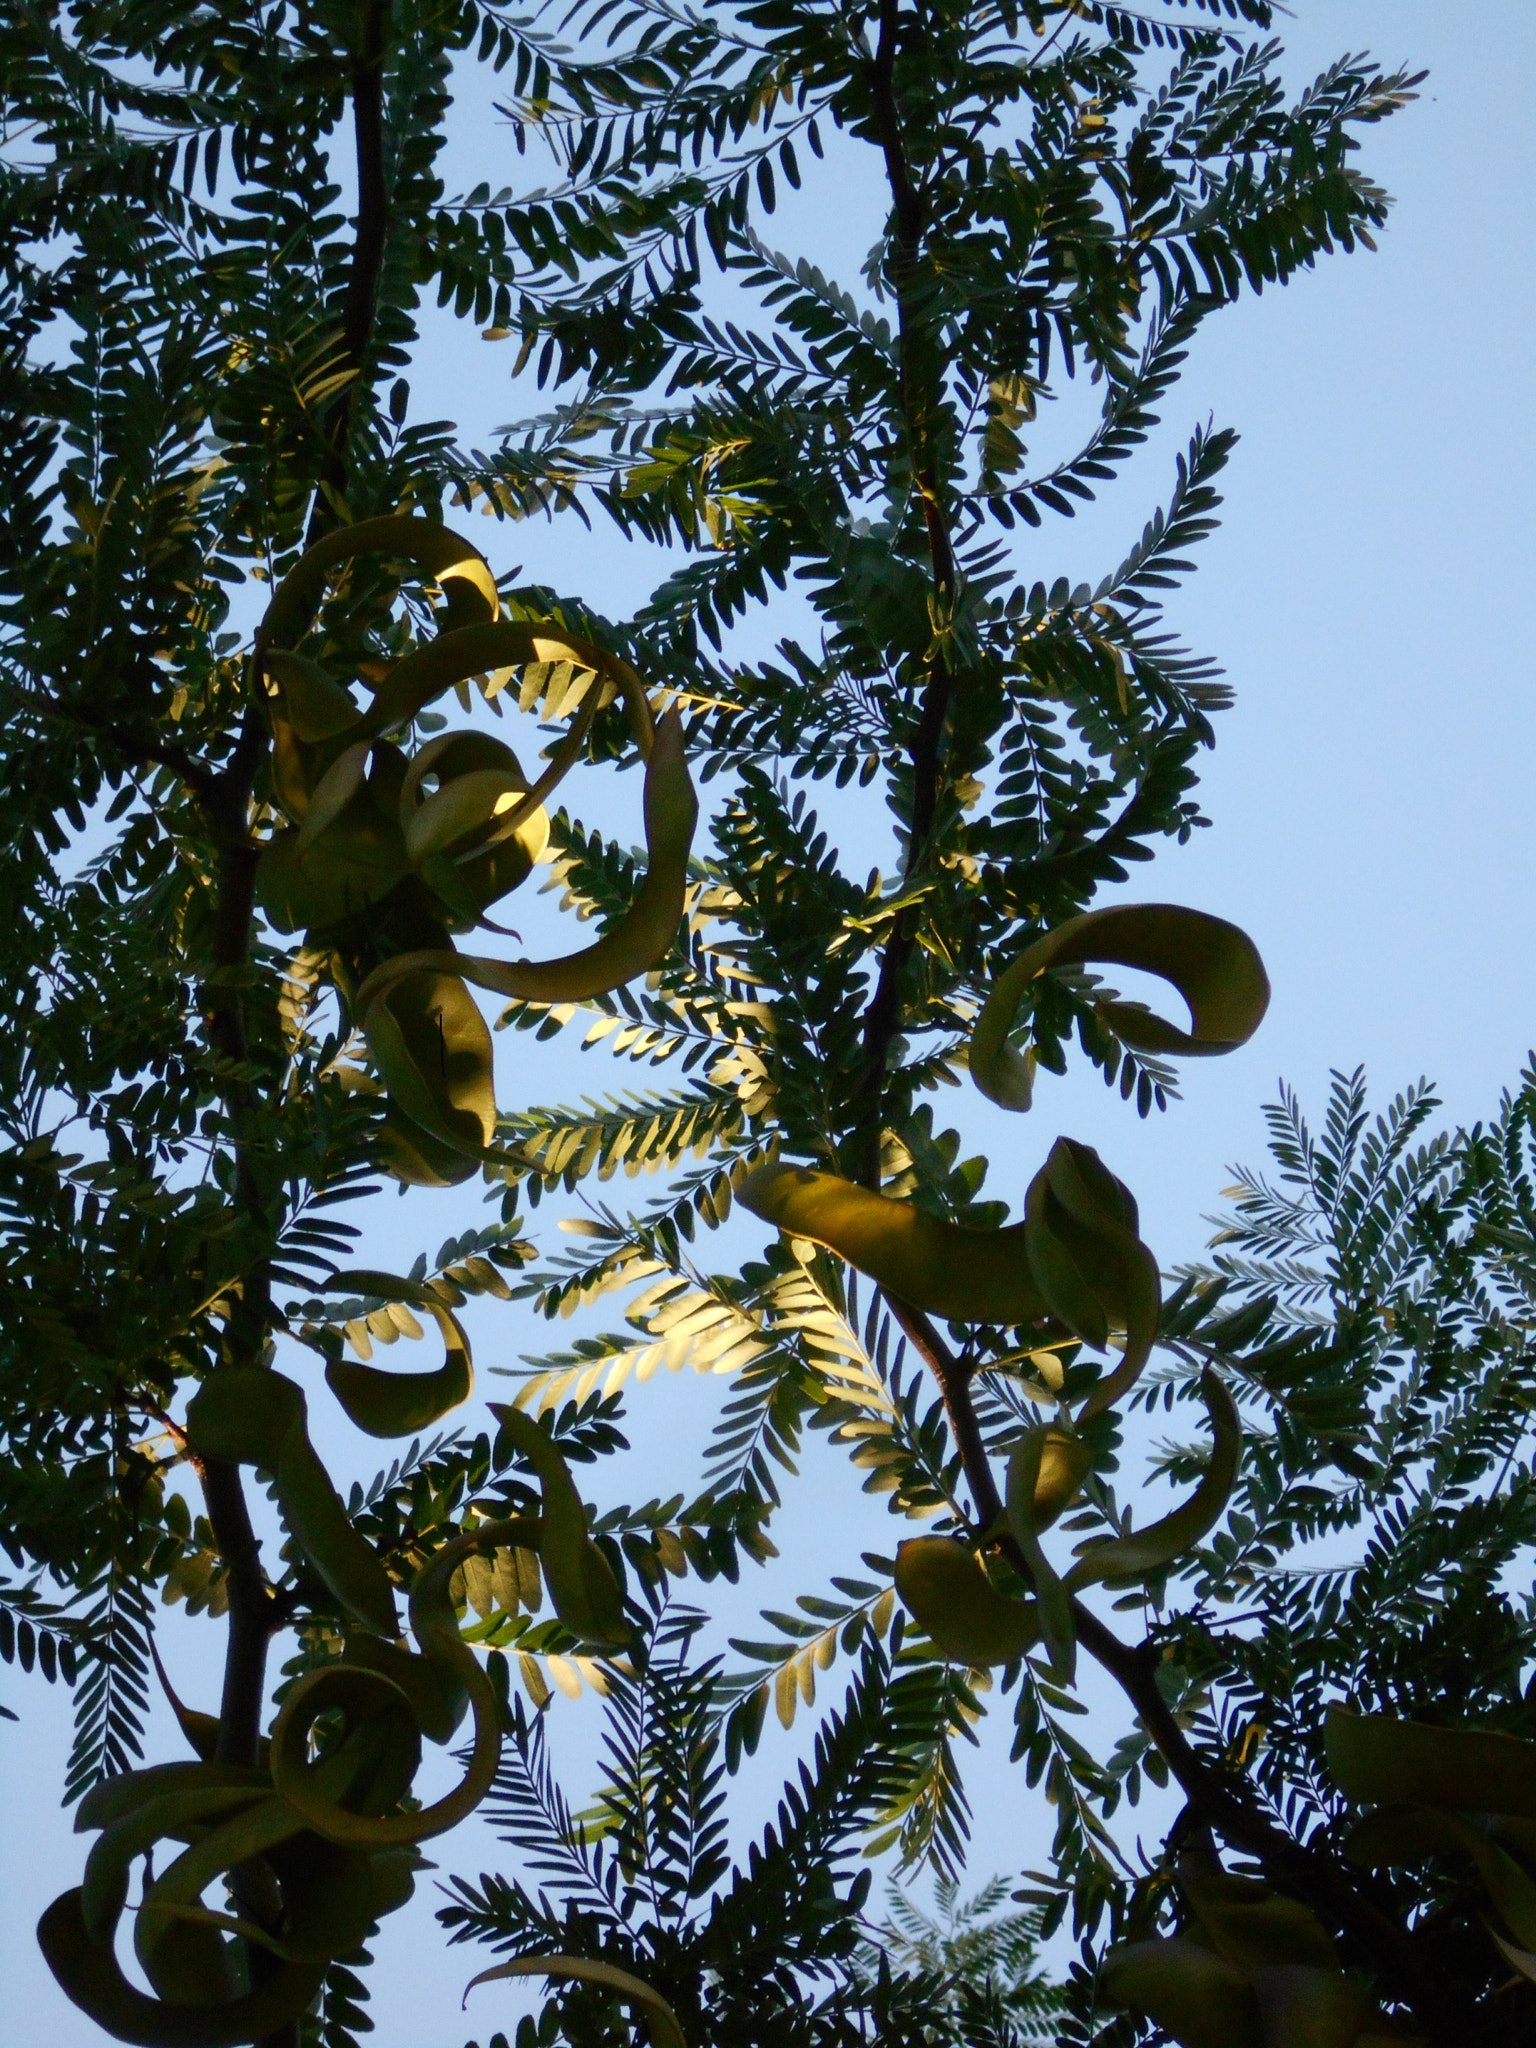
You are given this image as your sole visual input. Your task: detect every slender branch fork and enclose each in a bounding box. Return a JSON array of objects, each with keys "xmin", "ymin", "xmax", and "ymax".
[{"xmin": 850, "ymin": 6, "xmax": 1463, "ymax": 2038}]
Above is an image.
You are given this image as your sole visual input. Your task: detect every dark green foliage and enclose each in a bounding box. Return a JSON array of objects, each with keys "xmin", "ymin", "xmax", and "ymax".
[
  {"xmin": 1116, "ymin": 1063, "xmax": 1536, "ymax": 2030},
  {"xmin": 447, "ymin": 1610, "xmax": 1052, "ymax": 2046},
  {"xmin": 866, "ymin": 1875, "xmax": 1064, "ymax": 2044},
  {"xmin": 7, "ymin": 0, "xmax": 1500, "ymax": 2045}
]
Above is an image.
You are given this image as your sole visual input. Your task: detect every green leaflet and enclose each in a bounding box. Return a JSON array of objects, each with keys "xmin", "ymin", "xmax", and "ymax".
[
  {"xmin": 1005, "ymin": 1430, "xmax": 1077, "ymax": 1682},
  {"xmin": 1063, "ymin": 1368, "xmax": 1240, "ymax": 1590},
  {"xmin": 488, "ymin": 1407, "xmax": 629, "ymax": 1649},
  {"xmin": 185, "ymin": 1370, "xmax": 398, "ymax": 1637},
  {"xmin": 463, "ymin": 1953, "xmax": 687, "ymax": 2048},
  {"xmin": 737, "ymin": 1162, "xmax": 1051, "ymax": 1325},
  {"xmin": 971, "ymin": 903, "xmax": 1270, "ymax": 1112},
  {"xmin": 893, "ymin": 1535, "xmax": 1039, "ymax": 1666},
  {"xmin": 320, "ymin": 1269, "xmax": 474, "ymax": 1436},
  {"xmin": 1326, "ymin": 1706, "xmax": 1536, "ymax": 1819}
]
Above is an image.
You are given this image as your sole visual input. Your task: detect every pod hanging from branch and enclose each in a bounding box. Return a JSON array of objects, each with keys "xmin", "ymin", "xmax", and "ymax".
[
  {"xmin": 1327, "ymin": 1706, "xmax": 1536, "ymax": 1820},
  {"xmin": 893, "ymin": 1536, "xmax": 1039, "ymax": 1667},
  {"xmin": 185, "ymin": 1370, "xmax": 399, "ymax": 1638},
  {"xmin": 739, "ymin": 1138, "xmax": 1159, "ymax": 1417},
  {"xmin": 737, "ymin": 1160, "xmax": 1050, "ymax": 1325},
  {"xmin": 1102, "ymin": 1852, "xmax": 1392, "ymax": 2048},
  {"xmin": 464, "ymin": 1954, "xmax": 687, "ymax": 2048},
  {"xmin": 38, "ymin": 1759, "xmax": 417, "ymax": 2047},
  {"xmin": 271, "ymin": 1420, "xmax": 627, "ymax": 1849},
  {"xmin": 252, "ymin": 519, "xmax": 699, "ymax": 1185},
  {"xmin": 319, "ymin": 1269, "xmax": 474, "ymax": 1436},
  {"xmin": 1062, "ymin": 1368, "xmax": 1240, "ymax": 1589},
  {"xmin": 971, "ymin": 903, "xmax": 1270, "ymax": 1111},
  {"xmin": 1024, "ymin": 1136, "xmax": 1161, "ymax": 1418},
  {"xmin": 353, "ymin": 703, "xmax": 697, "ymax": 1014}
]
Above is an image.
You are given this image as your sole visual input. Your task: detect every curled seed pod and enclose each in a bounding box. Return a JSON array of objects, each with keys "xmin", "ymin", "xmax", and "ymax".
[
  {"xmin": 271, "ymin": 1425, "xmax": 627, "ymax": 1849},
  {"xmin": 359, "ymin": 966, "xmax": 497, "ymax": 1185},
  {"xmin": 737, "ymin": 1163, "xmax": 1050, "ymax": 1326},
  {"xmin": 320, "ymin": 1269, "xmax": 473, "ymax": 1436},
  {"xmin": 1024, "ymin": 1426, "xmax": 1092, "ymax": 1530},
  {"xmin": 1100, "ymin": 1937, "xmax": 1263, "ymax": 2048},
  {"xmin": 1062, "ymin": 1368, "xmax": 1240, "ymax": 1590},
  {"xmin": 355, "ymin": 704, "xmax": 697, "ymax": 1015},
  {"xmin": 1103, "ymin": 1851, "xmax": 1392, "ymax": 2048},
  {"xmin": 1326, "ymin": 1706, "xmax": 1536, "ymax": 1819},
  {"xmin": 185, "ymin": 1371, "xmax": 398, "ymax": 1638},
  {"xmin": 894, "ymin": 1535, "xmax": 1038, "ymax": 1666},
  {"xmin": 1023, "ymin": 1137, "xmax": 1160, "ymax": 1419},
  {"xmin": 487, "ymin": 1407, "xmax": 629, "ymax": 1649},
  {"xmin": 253, "ymin": 520, "xmax": 698, "ymax": 1184},
  {"xmin": 38, "ymin": 1759, "xmax": 409, "ymax": 2048},
  {"xmin": 1005, "ymin": 1431, "xmax": 1077, "ymax": 1683},
  {"xmin": 464, "ymin": 1954, "xmax": 687, "ymax": 2048},
  {"xmin": 256, "ymin": 515, "xmax": 499, "ymax": 662},
  {"xmin": 1175, "ymin": 1852, "xmax": 1339, "ymax": 1974},
  {"xmin": 972, "ymin": 902, "xmax": 1270, "ymax": 1112},
  {"xmin": 740, "ymin": 1139, "xmax": 1158, "ymax": 1422}
]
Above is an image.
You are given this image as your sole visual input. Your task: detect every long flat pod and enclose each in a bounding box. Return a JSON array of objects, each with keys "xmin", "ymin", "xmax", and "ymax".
[
  {"xmin": 972, "ymin": 903, "xmax": 1269, "ymax": 1111},
  {"xmin": 355, "ymin": 707, "xmax": 697, "ymax": 1013},
  {"xmin": 320, "ymin": 1269, "xmax": 474, "ymax": 1436},
  {"xmin": 464, "ymin": 1955, "xmax": 687, "ymax": 2048},
  {"xmin": 738, "ymin": 1162, "xmax": 1050, "ymax": 1325},
  {"xmin": 1327, "ymin": 1708, "xmax": 1536, "ymax": 1819}
]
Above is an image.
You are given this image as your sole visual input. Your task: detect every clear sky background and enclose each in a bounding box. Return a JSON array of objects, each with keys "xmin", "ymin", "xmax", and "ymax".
[{"xmin": 5, "ymin": 2, "xmax": 1535, "ymax": 2041}]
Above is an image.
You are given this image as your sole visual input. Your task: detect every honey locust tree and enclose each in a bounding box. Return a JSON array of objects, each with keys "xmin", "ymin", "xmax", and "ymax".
[{"xmin": 9, "ymin": 3, "xmax": 1528, "ymax": 2048}]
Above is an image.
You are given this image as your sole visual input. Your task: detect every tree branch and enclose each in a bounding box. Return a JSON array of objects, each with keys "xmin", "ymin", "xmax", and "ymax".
[
  {"xmin": 4, "ymin": 682, "xmax": 220, "ymax": 808},
  {"xmin": 851, "ymin": 0, "xmax": 963, "ymax": 1186},
  {"xmin": 305, "ymin": 0, "xmax": 392, "ymax": 548},
  {"xmin": 884, "ymin": 1287, "xmax": 1467, "ymax": 2041},
  {"xmin": 199, "ymin": 22, "xmax": 393, "ymax": 2045}
]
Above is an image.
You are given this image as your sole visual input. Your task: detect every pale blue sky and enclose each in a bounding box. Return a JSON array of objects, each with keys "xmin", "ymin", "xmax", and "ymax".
[{"xmin": 5, "ymin": 4, "xmax": 1535, "ymax": 2040}]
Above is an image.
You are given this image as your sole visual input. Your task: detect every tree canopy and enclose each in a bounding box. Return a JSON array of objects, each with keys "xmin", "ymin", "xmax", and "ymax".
[{"xmin": 8, "ymin": 4, "xmax": 1534, "ymax": 2048}]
